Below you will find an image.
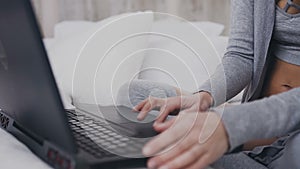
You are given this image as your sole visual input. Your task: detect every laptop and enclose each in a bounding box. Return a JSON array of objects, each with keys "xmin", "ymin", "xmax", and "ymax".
[{"xmin": 0, "ymin": 0, "xmax": 158, "ymax": 168}]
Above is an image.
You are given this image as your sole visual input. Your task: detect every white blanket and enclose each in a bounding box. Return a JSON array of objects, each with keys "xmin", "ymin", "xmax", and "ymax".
[{"xmin": 0, "ymin": 128, "xmax": 51, "ymax": 169}]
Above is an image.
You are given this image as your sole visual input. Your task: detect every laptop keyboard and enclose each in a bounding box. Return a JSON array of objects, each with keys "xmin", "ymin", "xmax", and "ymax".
[{"xmin": 66, "ymin": 110, "xmax": 147, "ymax": 159}]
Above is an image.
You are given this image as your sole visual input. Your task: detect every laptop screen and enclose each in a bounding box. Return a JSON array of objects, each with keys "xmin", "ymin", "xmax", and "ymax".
[{"xmin": 0, "ymin": 0, "xmax": 76, "ymax": 153}]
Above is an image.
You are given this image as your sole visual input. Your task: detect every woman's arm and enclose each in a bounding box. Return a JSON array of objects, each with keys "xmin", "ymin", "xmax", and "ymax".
[
  {"xmin": 215, "ymin": 87, "xmax": 300, "ymax": 152},
  {"xmin": 199, "ymin": 0, "xmax": 254, "ymax": 106}
]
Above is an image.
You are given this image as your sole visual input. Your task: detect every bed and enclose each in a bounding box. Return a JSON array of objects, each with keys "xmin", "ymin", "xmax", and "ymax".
[{"xmin": 0, "ymin": 12, "xmax": 233, "ymax": 168}]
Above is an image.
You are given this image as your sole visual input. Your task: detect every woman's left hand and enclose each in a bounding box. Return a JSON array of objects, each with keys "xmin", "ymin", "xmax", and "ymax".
[{"xmin": 143, "ymin": 111, "xmax": 229, "ymax": 169}]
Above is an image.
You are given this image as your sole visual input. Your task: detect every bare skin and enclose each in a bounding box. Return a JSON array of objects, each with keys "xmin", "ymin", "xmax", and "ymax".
[
  {"xmin": 133, "ymin": 1, "xmax": 300, "ymax": 167},
  {"xmin": 143, "ymin": 111, "xmax": 229, "ymax": 169},
  {"xmin": 277, "ymin": 0, "xmax": 300, "ymax": 14},
  {"xmin": 242, "ymin": 0, "xmax": 300, "ymax": 151},
  {"xmin": 244, "ymin": 60, "xmax": 300, "ymax": 150},
  {"xmin": 134, "ymin": 91, "xmax": 213, "ymax": 130},
  {"xmin": 137, "ymin": 60, "xmax": 300, "ymax": 152}
]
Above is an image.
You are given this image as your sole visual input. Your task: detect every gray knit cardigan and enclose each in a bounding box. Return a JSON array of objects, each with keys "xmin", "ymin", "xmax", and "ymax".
[{"xmin": 199, "ymin": 0, "xmax": 300, "ymax": 152}]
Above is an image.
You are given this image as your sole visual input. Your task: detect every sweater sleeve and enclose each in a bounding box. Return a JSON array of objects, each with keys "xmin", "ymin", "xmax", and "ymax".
[
  {"xmin": 213, "ymin": 87, "xmax": 300, "ymax": 152},
  {"xmin": 198, "ymin": 0, "xmax": 254, "ymax": 106}
]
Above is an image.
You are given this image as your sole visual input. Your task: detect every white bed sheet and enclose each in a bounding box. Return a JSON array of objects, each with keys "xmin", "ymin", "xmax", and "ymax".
[{"xmin": 0, "ymin": 128, "xmax": 51, "ymax": 169}]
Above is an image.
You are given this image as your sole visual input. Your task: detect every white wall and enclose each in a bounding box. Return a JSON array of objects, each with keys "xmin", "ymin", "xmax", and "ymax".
[{"xmin": 31, "ymin": 0, "xmax": 231, "ymax": 38}]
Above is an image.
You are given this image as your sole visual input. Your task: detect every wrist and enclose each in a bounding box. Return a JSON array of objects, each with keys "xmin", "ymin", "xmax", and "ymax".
[{"xmin": 210, "ymin": 111, "xmax": 231, "ymax": 153}]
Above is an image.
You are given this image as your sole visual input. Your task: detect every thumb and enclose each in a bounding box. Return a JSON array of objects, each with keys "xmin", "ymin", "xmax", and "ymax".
[
  {"xmin": 200, "ymin": 101, "xmax": 210, "ymax": 111},
  {"xmin": 153, "ymin": 117, "xmax": 176, "ymax": 132},
  {"xmin": 199, "ymin": 97, "xmax": 214, "ymax": 111}
]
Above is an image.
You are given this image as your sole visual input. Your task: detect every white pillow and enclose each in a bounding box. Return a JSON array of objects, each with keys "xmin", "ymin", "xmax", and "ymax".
[
  {"xmin": 47, "ymin": 12, "xmax": 154, "ymax": 106},
  {"xmin": 139, "ymin": 21, "xmax": 226, "ymax": 92},
  {"xmin": 152, "ymin": 20, "xmax": 224, "ymax": 37},
  {"xmin": 209, "ymin": 36, "xmax": 229, "ymax": 58},
  {"xmin": 43, "ymin": 38, "xmax": 55, "ymax": 51},
  {"xmin": 54, "ymin": 21, "xmax": 95, "ymax": 41},
  {"xmin": 191, "ymin": 21, "xmax": 225, "ymax": 37}
]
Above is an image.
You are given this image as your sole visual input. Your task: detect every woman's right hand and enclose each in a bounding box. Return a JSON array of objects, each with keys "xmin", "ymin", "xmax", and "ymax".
[{"xmin": 133, "ymin": 91, "xmax": 213, "ymax": 130}]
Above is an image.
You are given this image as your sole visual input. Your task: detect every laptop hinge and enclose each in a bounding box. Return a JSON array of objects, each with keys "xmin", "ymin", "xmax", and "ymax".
[{"xmin": 0, "ymin": 109, "xmax": 81, "ymax": 169}]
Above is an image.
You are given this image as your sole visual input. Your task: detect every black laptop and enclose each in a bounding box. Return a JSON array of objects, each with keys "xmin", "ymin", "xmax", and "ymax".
[{"xmin": 0, "ymin": 0, "xmax": 158, "ymax": 168}]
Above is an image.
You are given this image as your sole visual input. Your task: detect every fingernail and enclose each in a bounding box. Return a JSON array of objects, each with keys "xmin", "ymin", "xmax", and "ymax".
[
  {"xmin": 154, "ymin": 123, "xmax": 164, "ymax": 128},
  {"xmin": 143, "ymin": 146, "xmax": 152, "ymax": 156},
  {"xmin": 133, "ymin": 106, "xmax": 138, "ymax": 111},
  {"xmin": 137, "ymin": 114, "xmax": 143, "ymax": 120},
  {"xmin": 153, "ymin": 122, "xmax": 163, "ymax": 128},
  {"xmin": 148, "ymin": 160, "xmax": 157, "ymax": 169}
]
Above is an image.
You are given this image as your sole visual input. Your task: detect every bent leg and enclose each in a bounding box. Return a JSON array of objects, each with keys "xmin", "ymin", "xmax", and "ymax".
[
  {"xmin": 268, "ymin": 131, "xmax": 300, "ymax": 169},
  {"xmin": 212, "ymin": 152, "xmax": 268, "ymax": 169},
  {"xmin": 117, "ymin": 80, "xmax": 186, "ymax": 108}
]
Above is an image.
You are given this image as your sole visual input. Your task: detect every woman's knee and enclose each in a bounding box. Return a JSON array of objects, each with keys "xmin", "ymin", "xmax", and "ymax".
[
  {"xmin": 116, "ymin": 79, "xmax": 178, "ymax": 107},
  {"xmin": 117, "ymin": 80, "xmax": 152, "ymax": 107}
]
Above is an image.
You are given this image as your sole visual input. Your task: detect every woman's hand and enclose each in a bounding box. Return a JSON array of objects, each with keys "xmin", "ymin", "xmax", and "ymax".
[
  {"xmin": 134, "ymin": 91, "xmax": 213, "ymax": 125},
  {"xmin": 143, "ymin": 111, "xmax": 229, "ymax": 169}
]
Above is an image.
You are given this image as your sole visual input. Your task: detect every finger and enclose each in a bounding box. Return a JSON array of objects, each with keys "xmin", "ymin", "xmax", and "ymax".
[
  {"xmin": 143, "ymin": 112, "xmax": 196, "ymax": 156},
  {"xmin": 199, "ymin": 100, "xmax": 211, "ymax": 112},
  {"xmin": 137, "ymin": 101, "xmax": 152, "ymax": 120},
  {"xmin": 147, "ymin": 126, "xmax": 195, "ymax": 168},
  {"xmin": 143, "ymin": 130, "xmax": 182, "ymax": 157},
  {"xmin": 155, "ymin": 105, "xmax": 171, "ymax": 123},
  {"xmin": 185, "ymin": 154, "xmax": 211, "ymax": 169},
  {"xmin": 138, "ymin": 97, "xmax": 166, "ymax": 120},
  {"xmin": 158, "ymin": 144, "xmax": 206, "ymax": 169},
  {"xmin": 133, "ymin": 99, "xmax": 148, "ymax": 111},
  {"xmin": 155, "ymin": 98, "xmax": 181, "ymax": 123},
  {"xmin": 165, "ymin": 97, "xmax": 181, "ymax": 115},
  {"xmin": 153, "ymin": 117, "xmax": 176, "ymax": 132}
]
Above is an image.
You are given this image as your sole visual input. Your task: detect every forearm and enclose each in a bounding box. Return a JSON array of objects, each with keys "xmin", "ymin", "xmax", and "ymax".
[
  {"xmin": 198, "ymin": 53, "xmax": 253, "ymax": 106},
  {"xmin": 198, "ymin": 0, "xmax": 254, "ymax": 106},
  {"xmin": 213, "ymin": 87, "xmax": 300, "ymax": 152}
]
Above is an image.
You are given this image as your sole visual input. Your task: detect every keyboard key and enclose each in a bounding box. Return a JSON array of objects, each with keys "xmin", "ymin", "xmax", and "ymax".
[{"xmin": 66, "ymin": 110, "xmax": 144, "ymax": 159}]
